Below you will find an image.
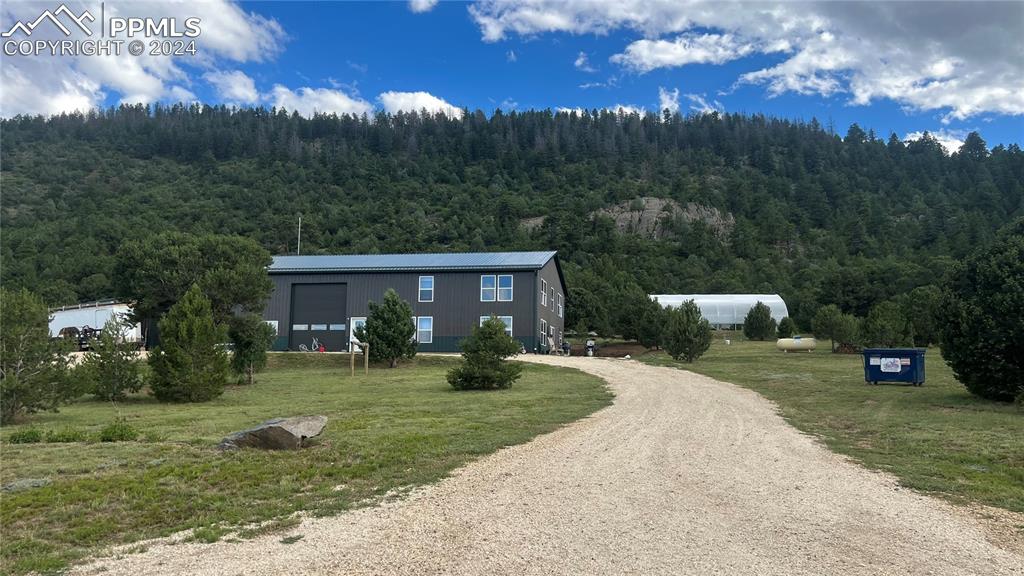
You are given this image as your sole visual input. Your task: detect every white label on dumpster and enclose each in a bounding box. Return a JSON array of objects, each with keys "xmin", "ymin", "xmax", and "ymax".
[
  {"xmin": 869, "ymin": 357, "xmax": 881, "ymax": 366},
  {"xmin": 880, "ymin": 358, "xmax": 902, "ymax": 373}
]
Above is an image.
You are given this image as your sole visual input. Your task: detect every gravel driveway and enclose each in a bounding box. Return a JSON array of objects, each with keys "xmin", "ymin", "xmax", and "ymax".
[{"xmin": 74, "ymin": 357, "xmax": 1024, "ymax": 575}]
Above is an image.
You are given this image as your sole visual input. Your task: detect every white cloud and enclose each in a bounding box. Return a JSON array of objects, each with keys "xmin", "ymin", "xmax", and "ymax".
[
  {"xmin": 268, "ymin": 85, "xmax": 373, "ymax": 117},
  {"xmin": 0, "ymin": 61, "xmax": 100, "ymax": 116},
  {"xmin": 204, "ymin": 70, "xmax": 259, "ymax": 104},
  {"xmin": 378, "ymin": 91, "xmax": 463, "ymax": 118},
  {"xmin": 409, "ymin": 0, "xmax": 439, "ymax": 13},
  {"xmin": 658, "ymin": 87, "xmax": 680, "ymax": 113},
  {"xmin": 904, "ymin": 129, "xmax": 966, "ymax": 155},
  {"xmin": 684, "ymin": 93, "xmax": 724, "ymax": 115},
  {"xmin": 0, "ymin": 0, "xmax": 286, "ymax": 116},
  {"xmin": 611, "ymin": 33, "xmax": 757, "ymax": 73},
  {"xmin": 558, "ymin": 104, "xmax": 644, "ymax": 116},
  {"xmin": 574, "ymin": 51, "xmax": 596, "ymax": 73},
  {"xmin": 468, "ymin": 0, "xmax": 1024, "ymax": 121},
  {"xmin": 611, "ymin": 104, "xmax": 644, "ymax": 115},
  {"xmin": 506, "ymin": 50, "xmax": 517, "ymax": 62}
]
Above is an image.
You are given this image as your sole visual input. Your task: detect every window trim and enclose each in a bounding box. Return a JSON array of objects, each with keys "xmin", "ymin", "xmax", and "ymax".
[
  {"xmin": 541, "ymin": 279, "xmax": 548, "ymax": 306},
  {"xmin": 416, "ymin": 316, "xmax": 433, "ymax": 344},
  {"xmin": 549, "ymin": 287, "xmax": 555, "ymax": 309},
  {"xmin": 540, "ymin": 318, "xmax": 547, "ymax": 337},
  {"xmin": 557, "ymin": 293, "xmax": 563, "ymax": 318},
  {"xmin": 480, "ymin": 275, "xmax": 496, "ymax": 302},
  {"xmin": 418, "ymin": 275, "xmax": 434, "ymax": 303},
  {"xmin": 497, "ymin": 274, "xmax": 513, "ymax": 302}
]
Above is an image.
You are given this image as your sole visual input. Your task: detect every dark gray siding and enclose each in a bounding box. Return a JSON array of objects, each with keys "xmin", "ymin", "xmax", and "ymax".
[
  {"xmin": 264, "ymin": 269, "xmax": 541, "ymax": 352},
  {"xmin": 535, "ymin": 258, "xmax": 566, "ymax": 352}
]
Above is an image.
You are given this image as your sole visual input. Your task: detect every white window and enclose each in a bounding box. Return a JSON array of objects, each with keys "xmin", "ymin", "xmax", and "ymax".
[
  {"xmin": 265, "ymin": 320, "xmax": 279, "ymax": 335},
  {"xmin": 481, "ymin": 315, "xmax": 513, "ymax": 337},
  {"xmin": 419, "ymin": 276, "xmax": 434, "ymax": 302},
  {"xmin": 310, "ymin": 324, "xmax": 328, "ymax": 331},
  {"xmin": 557, "ymin": 293, "xmax": 563, "ymax": 318},
  {"xmin": 541, "ymin": 279, "xmax": 548, "ymax": 306},
  {"xmin": 540, "ymin": 318, "xmax": 547, "ymax": 339},
  {"xmin": 417, "ymin": 316, "xmax": 433, "ymax": 344},
  {"xmin": 549, "ymin": 287, "xmax": 555, "ymax": 309},
  {"xmin": 497, "ymin": 275, "xmax": 513, "ymax": 301},
  {"xmin": 480, "ymin": 275, "xmax": 496, "ymax": 302},
  {"xmin": 329, "ymin": 324, "xmax": 346, "ymax": 331},
  {"xmin": 292, "ymin": 324, "xmax": 308, "ymax": 331}
]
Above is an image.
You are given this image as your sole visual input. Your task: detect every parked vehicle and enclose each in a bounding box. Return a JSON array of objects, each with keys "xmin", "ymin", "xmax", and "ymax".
[{"xmin": 49, "ymin": 301, "xmax": 143, "ymax": 350}]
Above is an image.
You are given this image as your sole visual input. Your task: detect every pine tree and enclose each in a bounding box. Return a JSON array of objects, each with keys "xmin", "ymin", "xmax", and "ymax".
[
  {"xmin": 447, "ymin": 316, "xmax": 522, "ymax": 390},
  {"xmin": 82, "ymin": 313, "xmax": 143, "ymax": 401},
  {"xmin": 743, "ymin": 301, "xmax": 777, "ymax": 341},
  {"xmin": 148, "ymin": 284, "xmax": 229, "ymax": 402},
  {"xmin": 776, "ymin": 317, "xmax": 797, "ymax": 339},
  {"xmin": 834, "ymin": 313, "xmax": 862, "ymax": 352},
  {"xmin": 862, "ymin": 301, "xmax": 914, "ymax": 348},
  {"xmin": 637, "ymin": 303, "xmax": 666, "ymax": 349},
  {"xmin": 937, "ymin": 219, "xmax": 1023, "ymax": 402},
  {"xmin": 663, "ymin": 300, "xmax": 712, "ymax": 363},
  {"xmin": 355, "ymin": 288, "xmax": 417, "ymax": 368},
  {"xmin": 0, "ymin": 288, "xmax": 73, "ymax": 423},
  {"xmin": 228, "ymin": 313, "xmax": 276, "ymax": 385},
  {"xmin": 813, "ymin": 305, "xmax": 843, "ymax": 352}
]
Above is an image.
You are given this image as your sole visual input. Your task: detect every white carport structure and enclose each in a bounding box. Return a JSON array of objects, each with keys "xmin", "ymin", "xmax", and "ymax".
[{"xmin": 650, "ymin": 294, "xmax": 789, "ymax": 329}]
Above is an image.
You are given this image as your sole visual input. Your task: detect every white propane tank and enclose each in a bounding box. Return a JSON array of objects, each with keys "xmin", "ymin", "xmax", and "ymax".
[{"xmin": 776, "ymin": 336, "xmax": 817, "ymax": 352}]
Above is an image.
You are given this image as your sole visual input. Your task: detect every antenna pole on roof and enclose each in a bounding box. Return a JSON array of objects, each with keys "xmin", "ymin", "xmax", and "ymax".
[{"xmin": 297, "ymin": 215, "xmax": 302, "ymax": 255}]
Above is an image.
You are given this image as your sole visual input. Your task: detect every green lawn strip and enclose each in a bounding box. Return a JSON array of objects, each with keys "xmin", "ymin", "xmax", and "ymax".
[
  {"xmin": 0, "ymin": 357, "xmax": 612, "ymax": 574},
  {"xmin": 640, "ymin": 341, "xmax": 1024, "ymax": 513}
]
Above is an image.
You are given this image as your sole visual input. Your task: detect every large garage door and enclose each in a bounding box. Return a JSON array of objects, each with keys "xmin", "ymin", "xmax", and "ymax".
[{"xmin": 290, "ymin": 283, "xmax": 347, "ymax": 352}]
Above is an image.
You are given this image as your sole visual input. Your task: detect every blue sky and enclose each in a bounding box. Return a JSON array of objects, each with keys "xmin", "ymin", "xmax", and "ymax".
[{"xmin": 2, "ymin": 1, "xmax": 1022, "ymax": 151}]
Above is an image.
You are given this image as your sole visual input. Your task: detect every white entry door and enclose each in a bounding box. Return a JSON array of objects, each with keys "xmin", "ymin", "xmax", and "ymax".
[{"xmin": 349, "ymin": 317, "xmax": 367, "ymax": 352}]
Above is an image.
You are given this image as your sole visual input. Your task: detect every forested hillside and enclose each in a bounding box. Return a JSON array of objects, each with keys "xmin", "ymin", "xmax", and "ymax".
[{"xmin": 2, "ymin": 105, "xmax": 1022, "ymax": 329}]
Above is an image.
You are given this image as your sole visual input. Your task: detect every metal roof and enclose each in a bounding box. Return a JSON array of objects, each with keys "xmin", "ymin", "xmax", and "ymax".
[{"xmin": 269, "ymin": 251, "xmax": 558, "ymax": 274}]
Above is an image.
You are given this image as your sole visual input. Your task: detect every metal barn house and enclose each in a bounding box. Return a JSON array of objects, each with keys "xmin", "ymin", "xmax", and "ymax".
[{"xmin": 262, "ymin": 251, "xmax": 566, "ymax": 353}]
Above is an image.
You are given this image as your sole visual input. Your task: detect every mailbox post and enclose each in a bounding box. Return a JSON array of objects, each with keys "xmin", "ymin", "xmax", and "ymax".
[{"xmin": 350, "ymin": 341, "xmax": 369, "ymax": 376}]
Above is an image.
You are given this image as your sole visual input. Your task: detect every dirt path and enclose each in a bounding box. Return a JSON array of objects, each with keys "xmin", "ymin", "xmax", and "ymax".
[{"xmin": 74, "ymin": 357, "xmax": 1023, "ymax": 575}]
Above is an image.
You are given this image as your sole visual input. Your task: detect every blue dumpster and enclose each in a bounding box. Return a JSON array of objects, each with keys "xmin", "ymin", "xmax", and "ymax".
[{"xmin": 862, "ymin": 348, "xmax": 926, "ymax": 386}]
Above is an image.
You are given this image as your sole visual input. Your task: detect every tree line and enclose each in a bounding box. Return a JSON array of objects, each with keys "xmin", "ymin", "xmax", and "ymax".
[
  {"xmin": 0, "ymin": 106, "xmax": 1021, "ymax": 412},
  {"xmin": 2, "ymin": 106, "xmax": 1021, "ymax": 337}
]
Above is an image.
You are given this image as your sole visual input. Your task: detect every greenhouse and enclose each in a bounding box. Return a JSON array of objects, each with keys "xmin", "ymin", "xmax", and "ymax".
[{"xmin": 650, "ymin": 294, "xmax": 789, "ymax": 329}]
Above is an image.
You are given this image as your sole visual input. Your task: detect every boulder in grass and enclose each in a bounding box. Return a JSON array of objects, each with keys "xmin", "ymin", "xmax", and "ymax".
[{"xmin": 218, "ymin": 415, "xmax": 327, "ymax": 450}]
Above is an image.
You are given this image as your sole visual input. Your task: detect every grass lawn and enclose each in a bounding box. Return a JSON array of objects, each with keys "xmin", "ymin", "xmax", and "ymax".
[
  {"xmin": 640, "ymin": 340, "xmax": 1024, "ymax": 515},
  {"xmin": 0, "ymin": 355, "xmax": 611, "ymax": 575}
]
